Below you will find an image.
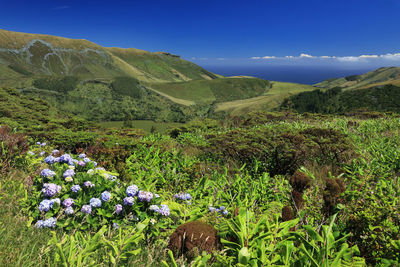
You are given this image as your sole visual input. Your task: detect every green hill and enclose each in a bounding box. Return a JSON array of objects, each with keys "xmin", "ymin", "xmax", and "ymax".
[
  {"xmin": 315, "ymin": 67, "xmax": 400, "ymax": 90},
  {"xmin": 0, "ymin": 29, "xmax": 216, "ymax": 83},
  {"xmin": 0, "ymin": 29, "xmax": 320, "ymax": 122}
]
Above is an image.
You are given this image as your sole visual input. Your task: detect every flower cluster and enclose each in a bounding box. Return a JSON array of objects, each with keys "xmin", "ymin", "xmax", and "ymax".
[
  {"xmin": 71, "ymin": 184, "xmax": 81, "ymax": 193},
  {"xmin": 36, "ymin": 217, "xmax": 56, "ymax": 228},
  {"xmin": 137, "ymin": 191, "xmax": 153, "ymax": 202},
  {"xmin": 38, "ymin": 198, "xmax": 60, "ymax": 212},
  {"xmin": 101, "ymin": 191, "xmax": 111, "ymax": 202},
  {"xmin": 209, "ymin": 205, "xmax": 229, "ymax": 216},
  {"xmin": 41, "ymin": 183, "xmax": 61, "ymax": 197},
  {"xmin": 62, "ymin": 198, "xmax": 75, "ymax": 208},
  {"xmin": 174, "ymin": 192, "xmax": 192, "ymax": 201},
  {"xmin": 90, "ymin": 198, "xmax": 102, "ymax": 208},
  {"xmin": 41, "ymin": 169, "xmax": 56, "ymax": 178},
  {"xmin": 126, "ymin": 185, "xmax": 139, "ymax": 197},
  {"xmin": 84, "ymin": 181, "xmax": 95, "ymax": 188},
  {"xmin": 32, "ymin": 150, "xmax": 172, "ymax": 230},
  {"xmin": 123, "ymin": 197, "xmax": 135, "ymax": 206},
  {"xmin": 44, "ymin": 155, "xmax": 57, "ymax": 165},
  {"xmin": 149, "ymin": 204, "xmax": 170, "ymax": 216},
  {"xmin": 63, "ymin": 169, "xmax": 75, "ymax": 178}
]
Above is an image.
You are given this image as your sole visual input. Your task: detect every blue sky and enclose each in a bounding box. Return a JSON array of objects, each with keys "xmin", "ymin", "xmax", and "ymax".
[{"xmin": 1, "ymin": 0, "xmax": 400, "ymax": 68}]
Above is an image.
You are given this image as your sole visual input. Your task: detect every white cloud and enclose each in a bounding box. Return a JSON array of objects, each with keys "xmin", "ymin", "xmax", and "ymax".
[
  {"xmin": 250, "ymin": 56, "xmax": 262, "ymax": 60},
  {"xmin": 359, "ymin": 54, "xmax": 379, "ymax": 58},
  {"xmin": 320, "ymin": 56, "xmax": 335, "ymax": 59},
  {"xmin": 300, "ymin": 53, "xmax": 313, "ymax": 58},
  {"xmin": 285, "ymin": 56, "xmax": 295, "ymax": 59},
  {"xmin": 381, "ymin": 53, "xmax": 400, "ymax": 60},
  {"xmin": 262, "ymin": 56, "xmax": 276, "ymax": 59},
  {"xmin": 336, "ymin": 56, "xmax": 360, "ymax": 62}
]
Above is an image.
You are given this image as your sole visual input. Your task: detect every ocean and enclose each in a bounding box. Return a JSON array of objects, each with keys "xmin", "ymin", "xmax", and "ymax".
[{"xmin": 202, "ymin": 65, "xmax": 376, "ymax": 85}]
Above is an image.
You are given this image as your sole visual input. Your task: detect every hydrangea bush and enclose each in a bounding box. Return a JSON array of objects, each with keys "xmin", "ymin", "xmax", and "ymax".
[{"xmin": 24, "ymin": 150, "xmax": 173, "ymax": 231}]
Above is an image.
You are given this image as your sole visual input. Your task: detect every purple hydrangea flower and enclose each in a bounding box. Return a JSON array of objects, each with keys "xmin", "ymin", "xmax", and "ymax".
[
  {"xmin": 71, "ymin": 184, "xmax": 81, "ymax": 193},
  {"xmin": 208, "ymin": 206, "xmax": 216, "ymax": 212},
  {"xmin": 44, "ymin": 217, "xmax": 56, "ymax": 227},
  {"xmin": 51, "ymin": 149, "xmax": 59, "ymax": 155},
  {"xmin": 123, "ymin": 197, "xmax": 135, "ymax": 206},
  {"xmin": 95, "ymin": 167, "xmax": 105, "ymax": 171},
  {"xmin": 149, "ymin": 205, "xmax": 160, "ymax": 212},
  {"xmin": 28, "ymin": 151, "xmax": 35, "ymax": 156},
  {"xmin": 39, "ymin": 199, "xmax": 53, "ymax": 212},
  {"xmin": 42, "ymin": 183, "xmax": 61, "ymax": 197},
  {"xmin": 93, "ymin": 162, "xmax": 97, "ymax": 167},
  {"xmin": 222, "ymin": 210, "xmax": 229, "ymax": 216},
  {"xmin": 81, "ymin": 205, "xmax": 92, "ymax": 214},
  {"xmin": 44, "ymin": 155, "xmax": 56, "ymax": 165},
  {"xmin": 36, "ymin": 141, "xmax": 41, "ymax": 145},
  {"xmin": 40, "ymin": 142, "xmax": 47, "ymax": 147},
  {"xmin": 35, "ymin": 220, "xmax": 44, "ymax": 228},
  {"xmin": 101, "ymin": 191, "xmax": 111, "ymax": 202},
  {"xmin": 39, "ymin": 151, "xmax": 45, "ymax": 157},
  {"xmin": 113, "ymin": 223, "xmax": 119, "ymax": 229},
  {"xmin": 158, "ymin": 204, "xmax": 170, "ymax": 216},
  {"xmin": 63, "ymin": 169, "xmax": 75, "ymax": 178},
  {"xmin": 83, "ymin": 181, "xmax": 95, "ymax": 188},
  {"xmin": 126, "ymin": 185, "xmax": 139, "ymax": 197},
  {"xmin": 77, "ymin": 161, "xmax": 86, "ymax": 166},
  {"xmin": 59, "ymin": 154, "xmax": 73, "ymax": 164},
  {"xmin": 219, "ymin": 206, "xmax": 225, "ymax": 211},
  {"xmin": 62, "ymin": 198, "xmax": 75, "ymax": 208},
  {"xmin": 40, "ymin": 217, "xmax": 56, "ymax": 228},
  {"xmin": 90, "ymin": 198, "xmax": 102, "ymax": 208},
  {"xmin": 115, "ymin": 204, "xmax": 123, "ymax": 214},
  {"xmin": 138, "ymin": 191, "xmax": 153, "ymax": 201},
  {"xmin": 41, "ymin": 169, "xmax": 56, "ymax": 178},
  {"xmin": 79, "ymin": 153, "xmax": 86, "ymax": 158},
  {"xmin": 65, "ymin": 207, "xmax": 74, "ymax": 215},
  {"xmin": 174, "ymin": 193, "xmax": 192, "ymax": 201},
  {"xmin": 137, "ymin": 191, "xmax": 153, "ymax": 202},
  {"xmin": 83, "ymin": 157, "xmax": 91, "ymax": 163}
]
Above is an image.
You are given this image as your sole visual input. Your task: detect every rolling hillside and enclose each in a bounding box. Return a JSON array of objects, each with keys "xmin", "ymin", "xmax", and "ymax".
[
  {"xmin": 0, "ymin": 29, "xmax": 216, "ymax": 82},
  {"xmin": 0, "ymin": 29, "xmax": 324, "ymax": 121},
  {"xmin": 315, "ymin": 67, "xmax": 400, "ymax": 90}
]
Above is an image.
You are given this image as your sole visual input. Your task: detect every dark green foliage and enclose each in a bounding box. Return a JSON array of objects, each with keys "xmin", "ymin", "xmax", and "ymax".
[
  {"xmin": 110, "ymin": 76, "xmax": 143, "ymax": 98},
  {"xmin": 323, "ymin": 178, "xmax": 345, "ymax": 215},
  {"xmin": 33, "ymin": 76, "xmax": 80, "ymax": 93},
  {"xmin": 281, "ymin": 87, "xmax": 342, "ymax": 113},
  {"xmin": 345, "ymin": 75, "xmax": 360, "ymax": 81},
  {"xmin": 204, "ymin": 125, "xmax": 354, "ymax": 176},
  {"xmin": 339, "ymin": 84, "xmax": 400, "ymax": 112},
  {"xmin": 283, "ymin": 84, "xmax": 400, "ymax": 114},
  {"xmin": 8, "ymin": 64, "xmax": 33, "ymax": 76}
]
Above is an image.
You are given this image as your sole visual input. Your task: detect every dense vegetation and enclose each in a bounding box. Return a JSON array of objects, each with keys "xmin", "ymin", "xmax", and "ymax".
[
  {"xmin": 281, "ymin": 84, "xmax": 400, "ymax": 114},
  {"xmin": 1, "ymin": 108, "xmax": 399, "ymax": 266}
]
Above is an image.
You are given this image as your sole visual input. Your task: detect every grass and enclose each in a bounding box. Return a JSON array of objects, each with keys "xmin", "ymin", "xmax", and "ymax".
[
  {"xmin": 215, "ymin": 81, "xmax": 316, "ymax": 115},
  {"xmin": 149, "ymin": 77, "xmax": 270, "ymax": 103},
  {"xmin": 98, "ymin": 120, "xmax": 183, "ymax": 133},
  {"xmin": 0, "ymin": 170, "xmax": 51, "ymax": 266}
]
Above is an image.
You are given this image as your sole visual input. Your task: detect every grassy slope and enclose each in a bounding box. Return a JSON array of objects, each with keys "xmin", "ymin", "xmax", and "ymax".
[
  {"xmin": 216, "ymin": 81, "xmax": 316, "ymax": 115},
  {"xmin": 0, "ymin": 29, "xmax": 217, "ymax": 83},
  {"xmin": 315, "ymin": 67, "xmax": 400, "ymax": 90},
  {"xmin": 148, "ymin": 77, "xmax": 270, "ymax": 103}
]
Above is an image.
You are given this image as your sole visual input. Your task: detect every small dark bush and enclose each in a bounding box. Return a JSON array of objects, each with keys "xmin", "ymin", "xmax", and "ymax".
[
  {"xmin": 168, "ymin": 221, "xmax": 221, "ymax": 259},
  {"xmin": 289, "ymin": 170, "xmax": 312, "ymax": 193}
]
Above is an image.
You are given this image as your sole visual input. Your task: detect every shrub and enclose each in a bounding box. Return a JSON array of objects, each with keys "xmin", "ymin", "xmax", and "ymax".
[{"xmin": 168, "ymin": 221, "xmax": 221, "ymax": 259}]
